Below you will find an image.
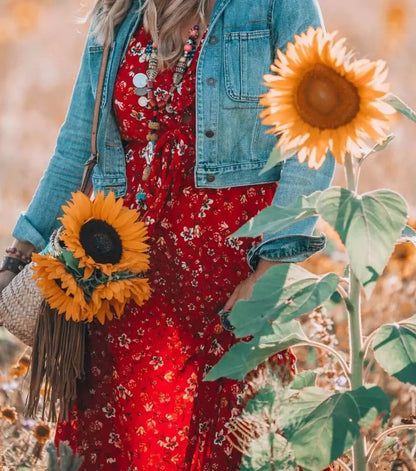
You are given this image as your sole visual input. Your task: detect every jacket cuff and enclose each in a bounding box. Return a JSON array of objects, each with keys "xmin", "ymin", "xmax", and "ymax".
[
  {"xmin": 247, "ymin": 233, "xmax": 326, "ymax": 271},
  {"xmin": 12, "ymin": 214, "xmax": 49, "ymax": 252}
]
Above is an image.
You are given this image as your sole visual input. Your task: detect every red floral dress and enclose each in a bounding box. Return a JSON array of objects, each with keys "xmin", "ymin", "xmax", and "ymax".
[{"xmin": 55, "ymin": 24, "xmax": 296, "ymax": 470}]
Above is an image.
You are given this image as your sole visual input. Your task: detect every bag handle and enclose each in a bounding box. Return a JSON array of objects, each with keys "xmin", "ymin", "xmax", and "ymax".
[{"xmin": 79, "ymin": 43, "xmax": 112, "ymax": 195}]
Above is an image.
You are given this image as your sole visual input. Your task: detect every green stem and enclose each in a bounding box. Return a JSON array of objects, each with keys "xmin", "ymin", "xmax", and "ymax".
[
  {"xmin": 349, "ymin": 271, "xmax": 366, "ymax": 470},
  {"xmin": 345, "ymin": 154, "xmax": 366, "ymax": 471},
  {"xmin": 345, "ymin": 154, "xmax": 358, "ymax": 193}
]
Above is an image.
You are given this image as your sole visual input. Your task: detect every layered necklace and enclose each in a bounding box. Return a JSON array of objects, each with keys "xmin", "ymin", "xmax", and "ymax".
[{"xmin": 132, "ymin": 25, "xmax": 201, "ymax": 181}]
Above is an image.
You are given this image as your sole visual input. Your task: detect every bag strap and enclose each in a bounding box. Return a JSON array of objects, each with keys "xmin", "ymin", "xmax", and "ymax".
[{"xmin": 79, "ymin": 43, "xmax": 112, "ymax": 195}]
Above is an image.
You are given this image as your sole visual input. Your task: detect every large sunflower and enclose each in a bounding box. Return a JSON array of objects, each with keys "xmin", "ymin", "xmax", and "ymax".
[
  {"xmin": 32, "ymin": 254, "xmax": 151, "ymax": 324},
  {"xmin": 260, "ymin": 27, "xmax": 396, "ymax": 169},
  {"xmin": 59, "ymin": 191, "xmax": 150, "ymax": 279}
]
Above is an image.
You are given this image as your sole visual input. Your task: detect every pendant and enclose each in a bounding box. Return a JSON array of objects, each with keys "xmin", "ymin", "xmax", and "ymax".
[
  {"xmin": 133, "ymin": 73, "xmax": 148, "ymax": 88},
  {"xmin": 134, "ymin": 87, "xmax": 148, "ymax": 96},
  {"xmin": 136, "ymin": 191, "xmax": 147, "ymax": 204},
  {"xmin": 138, "ymin": 96, "xmax": 148, "ymax": 107},
  {"xmin": 142, "ymin": 165, "xmax": 151, "ymax": 181}
]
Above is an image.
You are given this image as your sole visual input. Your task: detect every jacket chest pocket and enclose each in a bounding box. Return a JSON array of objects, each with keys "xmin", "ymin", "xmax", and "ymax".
[{"xmin": 224, "ymin": 29, "xmax": 271, "ymax": 103}]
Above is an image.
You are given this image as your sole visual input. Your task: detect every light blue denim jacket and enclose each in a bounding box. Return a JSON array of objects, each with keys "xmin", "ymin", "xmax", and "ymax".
[{"xmin": 13, "ymin": 0, "xmax": 335, "ymax": 269}]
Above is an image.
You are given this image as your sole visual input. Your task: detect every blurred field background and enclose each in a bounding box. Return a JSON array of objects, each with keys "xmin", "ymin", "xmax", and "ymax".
[
  {"xmin": 0, "ymin": 0, "xmax": 415, "ymax": 246},
  {"xmin": 0, "ymin": 0, "xmax": 416, "ymax": 469}
]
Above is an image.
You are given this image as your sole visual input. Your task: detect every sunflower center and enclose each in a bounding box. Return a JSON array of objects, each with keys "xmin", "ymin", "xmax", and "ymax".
[
  {"xmin": 79, "ymin": 219, "xmax": 123, "ymax": 265},
  {"xmin": 296, "ymin": 63, "xmax": 360, "ymax": 129},
  {"xmin": 35, "ymin": 425, "xmax": 50, "ymax": 437}
]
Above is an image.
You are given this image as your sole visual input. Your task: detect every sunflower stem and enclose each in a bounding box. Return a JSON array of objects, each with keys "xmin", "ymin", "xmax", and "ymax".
[
  {"xmin": 345, "ymin": 154, "xmax": 358, "ymax": 192},
  {"xmin": 345, "ymin": 154, "xmax": 366, "ymax": 471}
]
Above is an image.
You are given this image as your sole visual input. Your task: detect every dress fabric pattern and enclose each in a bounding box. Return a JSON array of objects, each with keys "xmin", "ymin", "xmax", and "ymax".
[{"xmin": 55, "ymin": 24, "xmax": 296, "ymax": 470}]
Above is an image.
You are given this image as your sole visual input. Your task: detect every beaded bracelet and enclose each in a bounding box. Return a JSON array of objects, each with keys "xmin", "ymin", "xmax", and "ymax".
[
  {"xmin": 0, "ymin": 256, "xmax": 28, "ymax": 275},
  {"xmin": 5, "ymin": 246, "xmax": 32, "ymax": 264}
]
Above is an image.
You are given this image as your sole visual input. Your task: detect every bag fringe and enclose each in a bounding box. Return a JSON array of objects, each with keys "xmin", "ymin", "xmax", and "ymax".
[{"xmin": 26, "ymin": 301, "xmax": 86, "ymax": 422}]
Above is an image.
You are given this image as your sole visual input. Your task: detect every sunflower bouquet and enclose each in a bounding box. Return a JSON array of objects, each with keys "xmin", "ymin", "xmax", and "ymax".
[
  {"xmin": 32, "ymin": 190, "xmax": 151, "ymax": 325},
  {"xmin": 13, "ymin": 190, "xmax": 151, "ymax": 421}
]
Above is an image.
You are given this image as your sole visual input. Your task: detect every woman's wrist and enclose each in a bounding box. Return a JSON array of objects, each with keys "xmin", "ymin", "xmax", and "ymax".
[
  {"xmin": 10, "ymin": 240, "xmax": 36, "ymax": 260},
  {"xmin": 0, "ymin": 240, "xmax": 36, "ymax": 275},
  {"xmin": 252, "ymin": 258, "xmax": 282, "ymax": 281}
]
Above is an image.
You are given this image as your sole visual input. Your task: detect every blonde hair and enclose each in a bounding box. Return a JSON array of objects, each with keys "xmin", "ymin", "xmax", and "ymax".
[{"xmin": 89, "ymin": 0, "xmax": 210, "ymax": 69}]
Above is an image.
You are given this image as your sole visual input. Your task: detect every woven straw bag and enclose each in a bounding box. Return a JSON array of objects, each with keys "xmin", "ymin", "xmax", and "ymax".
[{"xmin": 0, "ymin": 263, "xmax": 40, "ymax": 346}]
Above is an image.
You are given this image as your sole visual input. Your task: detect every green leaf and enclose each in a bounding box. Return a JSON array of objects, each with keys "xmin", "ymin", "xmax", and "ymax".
[
  {"xmin": 360, "ymin": 135, "xmax": 395, "ymax": 162},
  {"xmin": 372, "ymin": 317, "xmax": 416, "ymax": 385},
  {"xmin": 227, "ymin": 264, "xmax": 312, "ymax": 337},
  {"xmin": 204, "ymin": 321, "xmax": 307, "ymax": 381},
  {"xmin": 244, "ymin": 387, "xmax": 277, "ymax": 415},
  {"xmin": 240, "ymin": 433, "xmax": 297, "ymax": 471},
  {"xmin": 232, "ymin": 192, "xmax": 320, "ymax": 238},
  {"xmin": 276, "ymin": 273, "xmax": 340, "ymax": 324},
  {"xmin": 357, "ymin": 407, "xmax": 379, "ymax": 428},
  {"xmin": 259, "ymin": 146, "xmax": 297, "ymax": 175},
  {"xmin": 290, "ymin": 371, "xmax": 317, "ymax": 390},
  {"xmin": 229, "ymin": 264, "xmax": 339, "ymax": 338},
  {"xmin": 317, "ymin": 187, "xmax": 408, "ymax": 296},
  {"xmin": 60, "ymin": 248, "xmax": 81, "ymax": 272},
  {"xmin": 279, "ymin": 387, "xmax": 333, "ymax": 438},
  {"xmin": 282, "ymin": 386, "xmax": 390, "ymax": 471},
  {"xmin": 385, "ymin": 93, "xmax": 416, "ymax": 123},
  {"xmin": 397, "ymin": 225, "xmax": 416, "ymax": 246}
]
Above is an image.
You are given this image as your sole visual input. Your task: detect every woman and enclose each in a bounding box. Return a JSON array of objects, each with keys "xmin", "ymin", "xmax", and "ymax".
[{"xmin": 0, "ymin": 0, "xmax": 334, "ymax": 469}]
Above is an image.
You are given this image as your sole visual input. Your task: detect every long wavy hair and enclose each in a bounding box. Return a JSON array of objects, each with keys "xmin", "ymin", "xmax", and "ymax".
[{"xmin": 89, "ymin": 0, "xmax": 210, "ymax": 69}]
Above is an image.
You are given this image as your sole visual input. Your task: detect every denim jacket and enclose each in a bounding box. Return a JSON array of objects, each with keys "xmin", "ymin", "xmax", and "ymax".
[{"xmin": 12, "ymin": 0, "xmax": 335, "ymax": 269}]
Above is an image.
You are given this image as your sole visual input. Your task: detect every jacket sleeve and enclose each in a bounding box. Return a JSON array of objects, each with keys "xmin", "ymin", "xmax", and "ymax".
[
  {"xmin": 12, "ymin": 27, "xmax": 97, "ymax": 252},
  {"xmin": 247, "ymin": 0, "xmax": 335, "ymax": 270}
]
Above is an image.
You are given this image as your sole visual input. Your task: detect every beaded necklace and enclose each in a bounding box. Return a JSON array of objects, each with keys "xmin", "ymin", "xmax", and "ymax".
[{"xmin": 132, "ymin": 25, "xmax": 200, "ymax": 181}]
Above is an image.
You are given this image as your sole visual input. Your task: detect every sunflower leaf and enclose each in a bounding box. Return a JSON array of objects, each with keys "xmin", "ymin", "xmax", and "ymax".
[
  {"xmin": 59, "ymin": 249, "xmax": 81, "ymax": 273},
  {"xmin": 360, "ymin": 134, "xmax": 395, "ymax": 163},
  {"xmin": 385, "ymin": 93, "xmax": 416, "ymax": 123},
  {"xmin": 203, "ymin": 321, "xmax": 307, "ymax": 381},
  {"xmin": 259, "ymin": 146, "xmax": 297, "ymax": 175},
  {"xmin": 290, "ymin": 371, "xmax": 318, "ymax": 390},
  {"xmin": 240, "ymin": 433, "xmax": 297, "ymax": 471},
  {"xmin": 316, "ymin": 187, "xmax": 408, "ymax": 296},
  {"xmin": 227, "ymin": 264, "xmax": 338, "ymax": 338},
  {"xmin": 372, "ymin": 316, "xmax": 416, "ymax": 385},
  {"xmin": 281, "ymin": 386, "xmax": 390, "ymax": 471},
  {"xmin": 232, "ymin": 192, "xmax": 320, "ymax": 238}
]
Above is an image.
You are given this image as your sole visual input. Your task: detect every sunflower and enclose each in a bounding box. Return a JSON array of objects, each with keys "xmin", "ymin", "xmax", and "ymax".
[
  {"xmin": 33, "ymin": 422, "xmax": 51, "ymax": 443},
  {"xmin": 9, "ymin": 363, "xmax": 28, "ymax": 377},
  {"xmin": 32, "ymin": 254, "xmax": 90, "ymax": 322},
  {"xmin": 32, "ymin": 254, "xmax": 151, "ymax": 324},
  {"xmin": 59, "ymin": 191, "xmax": 150, "ymax": 279},
  {"xmin": 1, "ymin": 406, "xmax": 17, "ymax": 423},
  {"xmin": 89, "ymin": 277, "xmax": 151, "ymax": 324},
  {"xmin": 260, "ymin": 27, "xmax": 395, "ymax": 168}
]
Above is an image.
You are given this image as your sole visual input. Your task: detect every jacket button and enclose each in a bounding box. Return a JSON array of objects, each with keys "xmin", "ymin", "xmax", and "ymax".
[
  {"xmin": 205, "ymin": 130, "xmax": 215, "ymax": 138},
  {"xmin": 208, "ymin": 35, "xmax": 218, "ymax": 45},
  {"xmin": 207, "ymin": 77, "xmax": 216, "ymax": 86},
  {"xmin": 206, "ymin": 174, "xmax": 216, "ymax": 182}
]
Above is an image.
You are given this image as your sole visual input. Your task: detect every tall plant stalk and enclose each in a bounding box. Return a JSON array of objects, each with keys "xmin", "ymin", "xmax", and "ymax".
[{"xmin": 345, "ymin": 154, "xmax": 366, "ymax": 470}]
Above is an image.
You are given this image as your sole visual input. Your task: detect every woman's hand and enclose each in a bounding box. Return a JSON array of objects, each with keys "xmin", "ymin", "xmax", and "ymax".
[{"xmin": 222, "ymin": 259, "xmax": 281, "ymax": 312}]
